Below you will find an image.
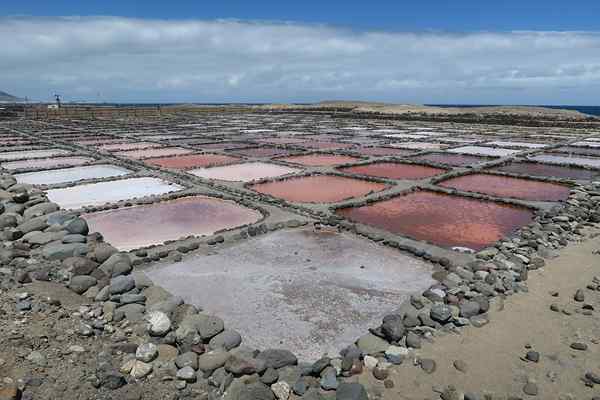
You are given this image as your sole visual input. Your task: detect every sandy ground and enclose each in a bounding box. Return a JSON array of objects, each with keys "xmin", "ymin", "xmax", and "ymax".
[
  {"xmin": 257, "ymin": 101, "xmax": 593, "ymax": 120},
  {"xmin": 355, "ymin": 227, "xmax": 600, "ymax": 399}
]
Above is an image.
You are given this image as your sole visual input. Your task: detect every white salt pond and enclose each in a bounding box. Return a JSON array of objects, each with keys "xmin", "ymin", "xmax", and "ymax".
[
  {"xmin": 1, "ymin": 156, "xmax": 95, "ymax": 170},
  {"xmin": 189, "ymin": 162, "xmax": 301, "ymax": 182},
  {"xmin": 46, "ymin": 177, "xmax": 183, "ymax": 209},
  {"xmin": 485, "ymin": 141, "xmax": 547, "ymax": 149},
  {"xmin": 14, "ymin": 165, "xmax": 132, "ymax": 186},
  {"xmin": 0, "ymin": 149, "xmax": 71, "ymax": 161},
  {"xmin": 447, "ymin": 145, "xmax": 522, "ymax": 157},
  {"xmin": 529, "ymin": 154, "xmax": 600, "ymax": 169},
  {"xmin": 144, "ymin": 228, "xmax": 434, "ymax": 361}
]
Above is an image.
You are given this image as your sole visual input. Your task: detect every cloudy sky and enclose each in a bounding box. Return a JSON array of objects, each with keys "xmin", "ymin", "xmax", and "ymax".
[{"xmin": 2, "ymin": 2, "xmax": 600, "ymax": 104}]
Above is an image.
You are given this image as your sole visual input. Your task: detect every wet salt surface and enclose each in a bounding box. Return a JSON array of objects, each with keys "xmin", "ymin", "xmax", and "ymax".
[
  {"xmin": 278, "ymin": 154, "xmax": 361, "ymax": 166},
  {"xmin": 438, "ymin": 173, "xmax": 571, "ymax": 202},
  {"xmin": 114, "ymin": 147, "xmax": 194, "ymax": 159},
  {"xmin": 14, "ymin": 164, "xmax": 132, "ymax": 186},
  {"xmin": 388, "ymin": 142, "xmax": 447, "ymax": 150},
  {"xmin": 354, "ymin": 146, "xmax": 415, "ymax": 157},
  {"xmin": 300, "ymin": 141, "xmax": 354, "ymax": 150},
  {"xmin": 485, "ymin": 141, "xmax": 547, "ymax": 149},
  {"xmin": 84, "ymin": 196, "xmax": 262, "ymax": 250},
  {"xmin": 144, "ymin": 228, "xmax": 434, "ymax": 361},
  {"xmin": 447, "ymin": 146, "xmax": 522, "ymax": 157},
  {"xmin": 555, "ymin": 146, "xmax": 600, "ymax": 157},
  {"xmin": 0, "ymin": 156, "xmax": 95, "ymax": 171},
  {"xmin": 0, "ymin": 149, "xmax": 71, "ymax": 160},
  {"xmin": 97, "ymin": 142, "xmax": 162, "ymax": 151},
  {"xmin": 529, "ymin": 154, "xmax": 600, "ymax": 169},
  {"xmin": 250, "ymin": 175, "xmax": 388, "ymax": 203},
  {"xmin": 198, "ymin": 142, "xmax": 251, "ymax": 151},
  {"xmin": 337, "ymin": 191, "xmax": 534, "ymax": 250},
  {"xmin": 190, "ymin": 162, "xmax": 301, "ymax": 182},
  {"xmin": 492, "ymin": 161, "xmax": 600, "ymax": 181},
  {"xmin": 412, "ymin": 153, "xmax": 495, "ymax": 167},
  {"xmin": 229, "ymin": 147, "xmax": 294, "ymax": 158},
  {"xmin": 339, "ymin": 162, "xmax": 446, "ymax": 180},
  {"xmin": 146, "ymin": 154, "xmax": 241, "ymax": 169},
  {"xmin": 46, "ymin": 177, "xmax": 183, "ymax": 209}
]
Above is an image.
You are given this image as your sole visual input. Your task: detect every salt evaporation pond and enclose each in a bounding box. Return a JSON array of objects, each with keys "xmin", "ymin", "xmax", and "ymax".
[
  {"xmin": 190, "ymin": 162, "xmax": 300, "ymax": 182},
  {"xmin": 249, "ymin": 175, "xmax": 388, "ymax": 203},
  {"xmin": 529, "ymin": 154, "xmax": 600, "ymax": 169},
  {"xmin": 98, "ymin": 142, "xmax": 162, "ymax": 151},
  {"xmin": 146, "ymin": 154, "xmax": 241, "ymax": 169},
  {"xmin": 412, "ymin": 153, "xmax": 495, "ymax": 167},
  {"xmin": 1, "ymin": 156, "xmax": 95, "ymax": 171},
  {"xmin": 46, "ymin": 177, "xmax": 183, "ymax": 209},
  {"xmin": 355, "ymin": 146, "xmax": 414, "ymax": 157},
  {"xmin": 229, "ymin": 146, "xmax": 293, "ymax": 158},
  {"xmin": 555, "ymin": 146, "xmax": 600, "ymax": 157},
  {"xmin": 388, "ymin": 142, "xmax": 447, "ymax": 150},
  {"xmin": 278, "ymin": 154, "xmax": 361, "ymax": 166},
  {"xmin": 339, "ymin": 162, "xmax": 446, "ymax": 180},
  {"xmin": 0, "ymin": 149, "xmax": 71, "ymax": 161},
  {"xmin": 447, "ymin": 146, "xmax": 521, "ymax": 157},
  {"xmin": 438, "ymin": 173, "xmax": 571, "ymax": 202},
  {"xmin": 84, "ymin": 196, "xmax": 262, "ymax": 250},
  {"xmin": 114, "ymin": 147, "xmax": 194, "ymax": 159},
  {"xmin": 493, "ymin": 161, "xmax": 600, "ymax": 181},
  {"xmin": 144, "ymin": 227, "xmax": 434, "ymax": 361},
  {"xmin": 337, "ymin": 190, "xmax": 534, "ymax": 251},
  {"xmin": 14, "ymin": 164, "xmax": 132, "ymax": 186},
  {"xmin": 485, "ymin": 141, "xmax": 547, "ymax": 149}
]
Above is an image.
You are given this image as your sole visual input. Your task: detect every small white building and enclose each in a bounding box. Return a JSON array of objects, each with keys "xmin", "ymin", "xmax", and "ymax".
[{"xmin": 47, "ymin": 104, "xmax": 59, "ymax": 110}]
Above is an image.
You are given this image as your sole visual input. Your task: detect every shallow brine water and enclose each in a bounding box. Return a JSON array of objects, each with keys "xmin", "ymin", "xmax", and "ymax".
[
  {"xmin": 229, "ymin": 146, "xmax": 294, "ymax": 158},
  {"xmin": 447, "ymin": 146, "xmax": 521, "ymax": 157},
  {"xmin": 84, "ymin": 196, "xmax": 262, "ymax": 250},
  {"xmin": 336, "ymin": 190, "xmax": 534, "ymax": 250},
  {"xmin": 46, "ymin": 177, "xmax": 183, "ymax": 209},
  {"xmin": 0, "ymin": 149, "xmax": 71, "ymax": 161},
  {"xmin": 144, "ymin": 228, "xmax": 434, "ymax": 361},
  {"xmin": 278, "ymin": 154, "xmax": 361, "ymax": 166},
  {"xmin": 1, "ymin": 156, "xmax": 95, "ymax": 170},
  {"xmin": 190, "ymin": 162, "xmax": 300, "ymax": 182},
  {"xmin": 339, "ymin": 162, "xmax": 446, "ymax": 180},
  {"xmin": 114, "ymin": 147, "xmax": 194, "ymax": 159},
  {"xmin": 492, "ymin": 161, "xmax": 600, "ymax": 181},
  {"xmin": 438, "ymin": 173, "xmax": 571, "ymax": 201},
  {"xmin": 528, "ymin": 154, "xmax": 600, "ymax": 169},
  {"xmin": 146, "ymin": 154, "xmax": 241, "ymax": 169},
  {"xmin": 354, "ymin": 146, "xmax": 415, "ymax": 157},
  {"xmin": 97, "ymin": 142, "xmax": 162, "ymax": 151},
  {"xmin": 411, "ymin": 153, "xmax": 495, "ymax": 167},
  {"xmin": 14, "ymin": 164, "xmax": 132, "ymax": 185},
  {"xmin": 249, "ymin": 175, "xmax": 388, "ymax": 203}
]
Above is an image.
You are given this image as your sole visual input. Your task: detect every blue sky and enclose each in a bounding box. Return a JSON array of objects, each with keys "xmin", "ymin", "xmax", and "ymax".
[
  {"xmin": 4, "ymin": 0, "xmax": 600, "ymax": 31},
  {"xmin": 1, "ymin": 1, "xmax": 600, "ymax": 104}
]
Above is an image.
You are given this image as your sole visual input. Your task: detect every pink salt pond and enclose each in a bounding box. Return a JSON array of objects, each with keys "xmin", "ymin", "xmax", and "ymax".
[
  {"xmin": 300, "ymin": 141, "xmax": 354, "ymax": 150},
  {"xmin": 438, "ymin": 173, "xmax": 571, "ymax": 202},
  {"xmin": 339, "ymin": 162, "xmax": 446, "ymax": 180},
  {"xmin": 412, "ymin": 153, "xmax": 495, "ymax": 167},
  {"xmin": 84, "ymin": 196, "xmax": 262, "ymax": 250},
  {"xmin": 336, "ymin": 191, "xmax": 534, "ymax": 251},
  {"xmin": 278, "ymin": 154, "xmax": 361, "ymax": 167},
  {"xmin": 114, "ymin": 147, "xmax": 194, "ymax": 160},
  {"xmin": 250, "ymin": 175, "xmax": 388, "ymax": 203},
  {"xmin": 190, "ymin": 162, "xmax": 300, "ymax": 182},
  {"xmin": 146, "ymin": 154, "xmax": 241, "ymax": 170},
  {"xmin": 0, "ymin": 156, "xmax": 95, "ymax": 171},
  {"xmin": 492, "ymin": 161, "xmax": 600, "ymax": 181}
]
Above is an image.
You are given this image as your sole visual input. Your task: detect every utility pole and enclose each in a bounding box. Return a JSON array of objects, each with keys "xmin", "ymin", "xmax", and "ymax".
[{"xmin": 54, "ymin": 94, "xmax": 61, "ymax": 108}]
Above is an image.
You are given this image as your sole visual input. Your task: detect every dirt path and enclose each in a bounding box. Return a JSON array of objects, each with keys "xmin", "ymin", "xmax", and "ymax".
[{"xmin": 357, "ymin": 228, "xmax": 600, "ymax": 399}]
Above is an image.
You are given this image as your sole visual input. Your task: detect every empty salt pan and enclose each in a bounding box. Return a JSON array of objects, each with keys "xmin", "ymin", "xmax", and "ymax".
[
  {"xmin": 447, "ymin": 146, "xmax": 521, "ymax": 157},
  {"xmin": 190, "ymin": 162, "xmax": 300, "ymax": 182}
]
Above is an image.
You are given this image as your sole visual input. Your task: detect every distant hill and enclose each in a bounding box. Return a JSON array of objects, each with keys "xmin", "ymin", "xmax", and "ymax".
[{"xmin": 0, "ymin": 91, "xmax": 22, "ymax": 102}]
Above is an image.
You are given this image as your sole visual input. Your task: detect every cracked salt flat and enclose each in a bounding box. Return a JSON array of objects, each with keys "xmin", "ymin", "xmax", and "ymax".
[{"xmin": 144, "ymin": 228, "xmax": 434, "ymax": 361}]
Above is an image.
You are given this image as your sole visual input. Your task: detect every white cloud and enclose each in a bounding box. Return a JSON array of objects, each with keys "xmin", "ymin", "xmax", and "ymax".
[{"xmin": 1, "ymin": 16, "xmax": 599, "ymax": 104}]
